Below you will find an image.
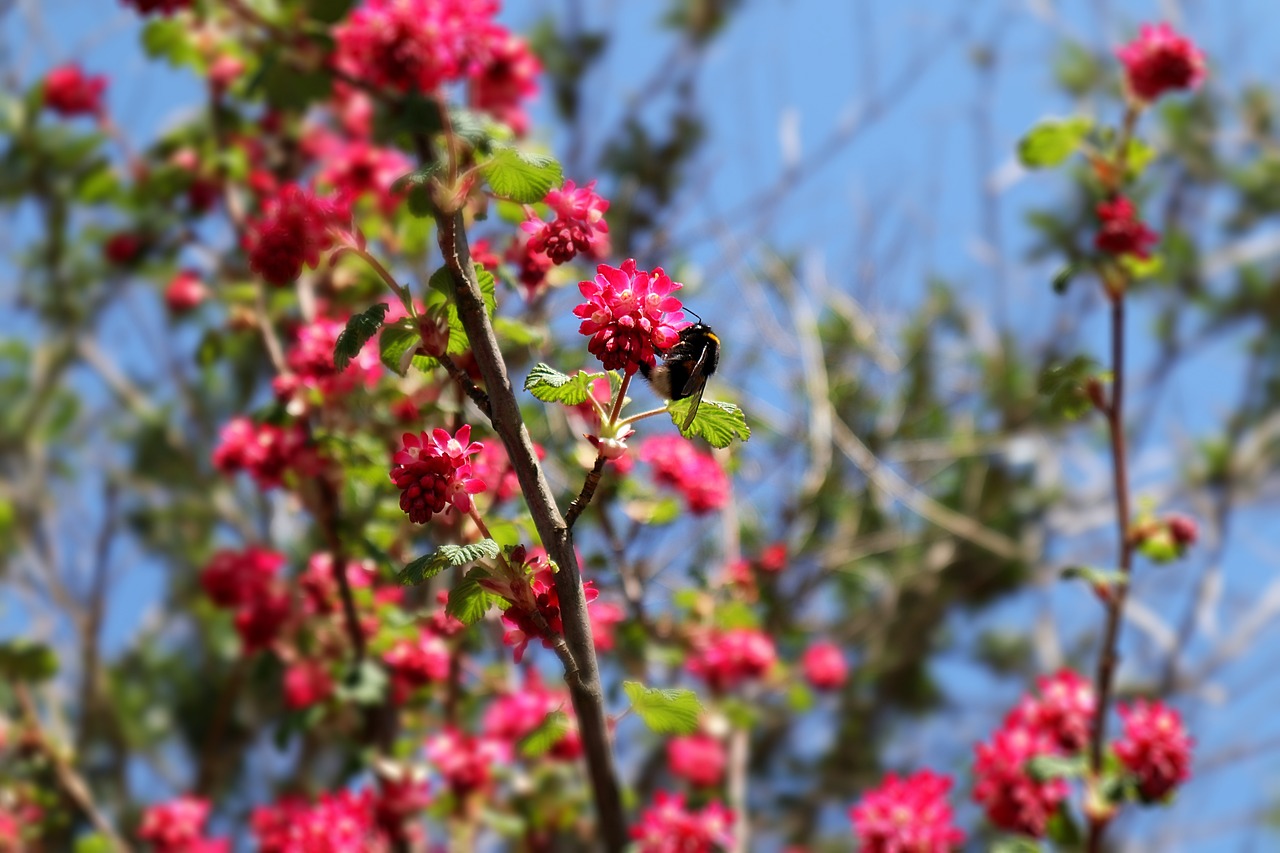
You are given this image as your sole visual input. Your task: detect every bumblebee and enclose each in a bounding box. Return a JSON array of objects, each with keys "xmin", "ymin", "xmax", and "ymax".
[{"xmin": 640, "ymin": 316, "xmax": 720, "ymax": 431}]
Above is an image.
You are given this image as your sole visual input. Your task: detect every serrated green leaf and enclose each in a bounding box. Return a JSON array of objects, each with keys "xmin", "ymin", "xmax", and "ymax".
[
  {"xmin": 390, "ymin": 162, "xmax": 443, "ymax": 195},
  {"xmin": 481, "ymin": 147, "xmax": 563, "ymax": 203},
  {"xmin": 667, "ymin": 398, "xmax": 750, "ymax": 447},
  {"xmin": 0, "ymin": 640, "xmax": 58, "ymax": 683},
  {"xmin": 518, "ymin": 709, "xmax": 571, "ymax": 758},
  {"xmin": 623, "ymin": 681, "xmax": 702, "ymax": 735},
  {"xmin": 399, "ymin": 539, "xmax": 500, "ymax": 586},
  {"xmin": 474, "ymin": 264, "xmax": 497, "ymax": 315},
  {"xmin": 379, "ymin": 324, "xmax": 421, "ymax": 376},
  {"xmin": 524, "ymin": 364, "xmax": 605, "ymax": 405},
  {"xmin": 1027, "ymin": 753, "xmax": 1088, "ymax": 782},
  {"xmin": 334, "ymin": 303, "xmax": 390, "ymax": 371},
  {"xmin": 1018, "ymin": 117, "xmax": 1093, "ymax": 168},
  {"xmin": 446, "ymin": 573, "xmax": 504, "ymax": 625}
]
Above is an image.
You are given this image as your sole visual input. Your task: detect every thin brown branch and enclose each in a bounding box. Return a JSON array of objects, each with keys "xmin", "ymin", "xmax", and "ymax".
[
  {"xmin": 565, "ymin": 454, "xmax": 607, "ymax": 530},
  {"xmin": 1086, "ymin": 293, "xmax": 1132, "ymax": 853},
  {"xmin": 434, "ymin": 208, "xmax": 627, "ymax": 851},
  {"xmin": 438, "ymin": 353, "xmax": 492, "ymax": 419},
  {"xmin": 16, "ymin": 684, "xmax": 132, "ymax": 852}
]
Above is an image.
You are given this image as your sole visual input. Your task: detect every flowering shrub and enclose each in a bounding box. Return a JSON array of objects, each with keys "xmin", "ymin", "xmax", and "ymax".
[{"xmin": 2, "ymin": 3, "xmax": 1249, "ymax": 852}]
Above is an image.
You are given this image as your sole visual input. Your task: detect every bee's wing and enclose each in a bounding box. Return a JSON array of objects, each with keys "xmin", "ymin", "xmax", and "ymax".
[
  {"xmin": 680, "ymin": 374, "xmax": 707, "ymax": 432},
  {"xmin": 679, "ymin": 343, "xmax": 711, "ymax": 397}
]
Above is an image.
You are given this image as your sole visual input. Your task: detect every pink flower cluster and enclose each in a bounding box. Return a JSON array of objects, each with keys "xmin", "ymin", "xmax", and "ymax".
[
  {"xmin": 668, "ymin": 733, "xmax": 726, "ymax": 787},
  {"xmin": 282, "ymin": 660, "xmax": 334, "ymax": 710},
  {"xmin": 1114, "ymin": 699, "xmax": 1192, "ymax": 801},
  {"xmin": 686, "ymin": 628, "xmax": 776, "ymax": 693},
  {"xmin": 521, "ymin": 179, "xmax": 610, "ymax": 267},
  {"xmin": 138, "ymin": 796, "xmax": 227, "ymax": 852},
  {"xmin": 389, "ymin": 425, "xmax": 487, "ymax": 524},
  {"xmin": 425, "ymin": 727, "xmax": 510, "ymax": 799},
  {"xmin": 631, "ymin": 792, "xmax": 734, "ymax": 853},
  {"xmin": 251, "ymin": 788, "xmax": 393, "ymax": 852},
  {"xmin": 483, "ymin": 669, "xmax": 582, "ymax": 760},
  {"xmin": 849, "ymin": 769, "xmax": 964, "ymax": 853},
  {"xmin": 1117, "ymin": 23, "xmax": 1206, "ymax": 102},
  {"xmin": 333, "ymin": 0, "xmax": 539, "ymax": 133},
  {"xmin": 489, "ymin": 547, "xmax": 602, "ymax": 663},
  {"xmin": 243, "ymin": 184, "xmax": 347, "ymax": 286},
  {"xmin": 1095, "ymin": 196, "xmax": 1158, "ymax": 260},
  {"xmin": 382, "ymin": 628, "xmax": 452, "ymax": 703},
  {"xmin": 574, "ymin": 260, "xmax": 687, "ymax": 374},
  {"xmin": 312, "ymin": 134, "xmax": 412, "ymax": 214},
  {"xmin": 164, "ymin": 269, "xmax": 206, "ymax": 314},
  {"xmin": 973, "ymin": 670, "xmax": 1095, "ymax": 837},
  {"xmin": 801, "ymin": 641, "xmax": 848, "ymax": 691},
  {"xmin": 639, "ymin": 435, "xmax": 730, "ymax": 515},
  {"xmin": 274, "ymin": 314, "xmax": 383, "ymax": 410},
  {"xmin": 212, "ymin": 416, "xmax": 319, "ymax": 490},
  {"xmin": 42, "ymin": 64, "xmax": 106, "ymax": 117},
  {"xmin": 199, "ymin": 546, "xmax": 284, "ymax": 608}
]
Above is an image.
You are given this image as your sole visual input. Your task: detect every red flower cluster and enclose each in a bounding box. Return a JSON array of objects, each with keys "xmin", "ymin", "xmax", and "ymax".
[
  {"xmin": 121, "ymin": 0, "xmax": 192, "ymax": 14},
  {"xmin": 164, "ymin": 269, "xmax": 206, "ymax": 314},
  {"xmin": 1007, "ymin": 669, "xmax": 1097, "ymax": 752},
  {"xmin": 1114, "ymin": 699, "xmax": 1192, "ymax": 801},
  {"xmin": 424, "ymin": 727, "xmax": 509, "ymax": 798},
  {"xmin": 574, "ymin": 260, "xmax": 687, "ymax": 374},
  {"xmin": 1095, "ymin": 196, "xmax": 1158, "ymax": 260},
  {"xmin": 104, "ymin": 232, "xmax": 145, "ymax": 266},
  {"xmin": 639, "ymin": 435, "xmax": 730, "ymax": 515},
  {"xmin": 313, "ymin": 135, "xmax": 412, "ymax": 214},
  {"xmin": 42, "ymin": 64, "xmax": 106, "ymax": 117},
  {"xmin": 383, "ymin": 628, "xmax": 452, "ymax": 703},
  {"xmin": 274, "ymin": 314, "xmax": 382, "ymax": 411},
  {"xmin": 668, "ymin": 733, "xmax": 726, "ymax": 787},
  {"xmin": 492, "ymin": 547, "xmax": 602, "ymax": 663},
  {"xmin": 686, "ymin": 628, "xmax": 776, "ymax": 693},
  {"xmin": 801, "ymin": 641, "xmax": 848, "ymax": 691},
  {"xmin": 212, "ymin": 416, "xmax": 318, "ymax": 489},
  {"xmin": 282, "ymin": 660, "xmax": 335, "ymax": 710},
  {"xmin": 251, "ymin": 789, "xmax": 385, "ymax": 852},
  {"xmin": 199, "ymin": 547, "xmax": 284, "ymax": 608},
  {"xmin": 1116, "ymin": 23, "xmax": 1206, "ymax": 102},
  {"xmin": 389, "ymin": 425, "xmax": 487, "ymax": 523},
  {"xmin": 243, "ymin": 184, "xmax": 347, "ymax": 286},
  {"xmin": 483, "ymin": 669, "xmax": 582, "ymax": 760},
  {"xmin": 333, "ymin": 0, "xmax": 539, "ymax": 133},
  {"xmin": 522, "ymin": 180, "xmax": 610, "ymax": 265},
  {"xmin": 138, "ymin": 796, "xmax": 227, "ymax": 853},
  {"xmin": 631, "ymin": 792, "xmax": 734, "ymax": 853},
  {"xmin": 849, "ymin": 769, "xmax": 964, "ymax": 853},
  {"xmin": 973, "ymin": 725, "xmax": 1068, "ymax": 837},
  {"xmin": 469, "ymin": 27, "xmax": 542, "ymax": 135}
]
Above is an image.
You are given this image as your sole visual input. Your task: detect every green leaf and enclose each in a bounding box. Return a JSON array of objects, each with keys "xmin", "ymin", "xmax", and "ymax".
[
  {"xmin": 1039, "ymin": 356, "xmax": 1100, "ymax": 421},
  {"xmin": 446, "ymin": 572, "xmax": 504, "ymax": 625},
  {"xmin": 495, "ymin": 316, "xmax": 545, "ymax": 347},
  {"xmin": 399, "ymin": 539, "xmax": 500, "ymax": 586},
  {"xmin": 518, "ymin": 709, "xmax": 570, "ymax": 758},
  {"xmin": 306, "ymin": 0, "xmax": 355, "ymax": 23},
  {"xmin": 622, "ymin": 681, "xmax": 703, "ymax": 735},
  {"xmin": 1027, "ymin": 753, "xmax": 1088, "ymax": 782},
  {"xmin": 1121, "ymin": 252, "xmax": 1164, "ymax": 280},
  {"xmin": 0, "ymin": 640, "xmax": 58, "ymax": 683},
  {"xmin": 1061, "ymin": 565, "xmax": 1128, "ymax": 590},
  {"xmin": 335, "ymin": 659, "xmax": 387, "ymax": 706},
  {"xmin": 481, "ymin": 147, "xmax": 563, "ymax": 203},
  {"xmin": 1051, "ymin": 263, "xmax": 1076, "ymax": 295},
  {"xmin": 390, "ymin": 163, "xmax": 443, "ymax": 195},
  {"xmin": 334, "ymin": 303, "xmax": 390, "ymax": 371},
  {"xmin": 1046, "ymin": 805, "xmax": 1084, "ymax": 847},
  {"xmin": 379, "ymin": 324, "xmax": 422, "ymax": 376},
  {"xmin": 474, "ymin": 264, "xmax": 497, "ymax": 315},
  {"xmin": 260, "ymin": 61, "xmax": 332, "ymax": 111},
  {"xmin": 524, "ymin": 364, "xmax": 605, "ymax": 405},
  {"xmin": 74, "ymin": 835, "xmax": 114, "ymax": 853},
  {"xmin": 667, "ymin": 398, "xmax": 750, "ymax": 447},
  {"xmin": 141, "ymin": 18, "xmax": 199, "ymax": 67},
  {"xmin": 1017, "ymin": 117, "xmax": 1093, "ymax": 168},
  {"xmin": 1124, "ymin": 138, "xmax": 1157, "ymax": 177},
  {"xmin": 991, "ymin": 839, "xmax": 1043, "ymax": 853}
]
